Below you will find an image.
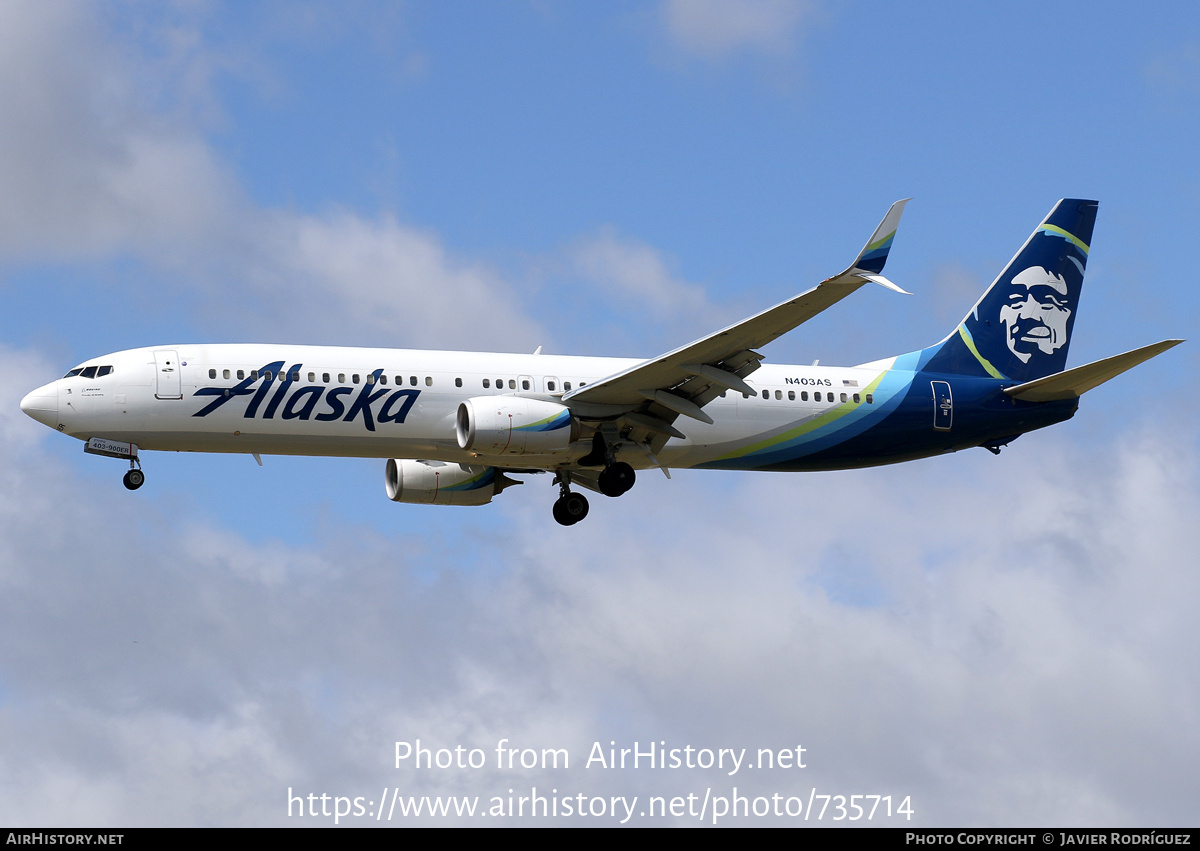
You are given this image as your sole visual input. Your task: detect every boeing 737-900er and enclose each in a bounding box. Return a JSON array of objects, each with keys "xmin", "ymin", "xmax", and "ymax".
[{"xmin": 20, "ymin": 199, "xmax": 1183, "ymax": 525}]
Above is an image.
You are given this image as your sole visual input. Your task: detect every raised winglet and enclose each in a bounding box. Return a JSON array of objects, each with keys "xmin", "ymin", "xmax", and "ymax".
[
  {"xmin": 821, "ymin": 199, "xmax": 912, "ymax": 293},
  {"xmin": 851, "ymin": 199, "xmax": 910, "ymax": 275},
  {"xmin": 564, "ymin": 201, "xmax": 913, "ymax": 410}
]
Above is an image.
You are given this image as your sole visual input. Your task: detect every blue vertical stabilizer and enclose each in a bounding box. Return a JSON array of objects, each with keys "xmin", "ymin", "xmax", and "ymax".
[{"xmin": 921, "ymin": 199, "xmax": 1098, "ymax": 382}]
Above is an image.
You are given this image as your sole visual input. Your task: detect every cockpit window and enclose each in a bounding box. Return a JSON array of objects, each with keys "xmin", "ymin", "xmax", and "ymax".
[{"xmin": 63, "ymin": 364, "xmax": 114, "ymax": 378}]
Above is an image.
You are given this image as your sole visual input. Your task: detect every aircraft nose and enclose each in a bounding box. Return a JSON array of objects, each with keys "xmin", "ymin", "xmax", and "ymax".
[{"xmin": 20, "ymin": 382, "xmax": 59, "ymax": 428}]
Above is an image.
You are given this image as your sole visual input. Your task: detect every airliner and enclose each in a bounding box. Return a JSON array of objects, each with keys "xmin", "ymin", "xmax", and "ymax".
[{"xmin": 20, "ymin": 199, "xmax": 1182, "ymax": 525}]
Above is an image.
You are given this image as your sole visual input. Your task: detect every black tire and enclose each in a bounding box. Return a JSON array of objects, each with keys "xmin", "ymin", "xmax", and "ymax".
[
  {"xmin": 598, "ymin": 461, "xmax": 635, "ymax": 497},
  {"xmin": 123, "ymin": 469, "xmax": 145, "ymax": 491},
  {"xmin": 563, "ymin": 492, "xmax": 589, "ymax": 523},
  {"xmin": 553, "ymin": 493, "xmax": 590, "ymax": 525}
]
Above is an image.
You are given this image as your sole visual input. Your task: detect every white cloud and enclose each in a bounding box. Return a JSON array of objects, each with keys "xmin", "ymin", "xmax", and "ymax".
[
  {"xmin": 0, "ymin": 1, "xmax": 544, "ymax": 352},
  {"xmin": 662, "ymin": 0, "xmax": 817, "ymax": 60},
  {"xmin": 3, "ymin": 326, "xmax": 1197, "ymax": 825},
  {"xmin": 569, "ymin": 227, "xmax": 719, "ymax": 323},
  {"xmin": 0, "ymin": 3, "xmax": 241, "ymax": 261},
  {"xmin": 229, "ymin": 209, "xmax": 544, "ymax": 351}
]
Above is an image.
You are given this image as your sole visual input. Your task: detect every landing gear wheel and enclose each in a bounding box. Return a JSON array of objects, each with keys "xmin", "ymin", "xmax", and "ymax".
[
  {"xmin": 123, "ymin": 469, "xmax": 145, "ymax": 490},
  {"xmin": 552, "ymin": 492, "xmax": 590, "ymax": 526},
  {"xmin": 598, "ymin": 461, "xmax": 636, "ymax": 497}
]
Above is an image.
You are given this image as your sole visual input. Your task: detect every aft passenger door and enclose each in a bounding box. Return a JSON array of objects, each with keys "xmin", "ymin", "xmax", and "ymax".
[
  {"xmin": 931, "ymin": 380, "xmax": 952, "ymax": 430},
  {"xmin": 154, "ymin": 350, "xmax": 183, "ymax": 400}
]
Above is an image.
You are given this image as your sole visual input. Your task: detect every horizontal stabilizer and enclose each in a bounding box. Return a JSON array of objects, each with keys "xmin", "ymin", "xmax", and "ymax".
[{"xmin": 1003, "ymin": 340, "xmax": 1183, "ymax": 402}]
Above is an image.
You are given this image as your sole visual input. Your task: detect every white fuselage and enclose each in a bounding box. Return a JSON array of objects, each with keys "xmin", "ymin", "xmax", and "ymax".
[{"xmin": 26, "ymin": 344, "xmax": 896, "ymax": 471}]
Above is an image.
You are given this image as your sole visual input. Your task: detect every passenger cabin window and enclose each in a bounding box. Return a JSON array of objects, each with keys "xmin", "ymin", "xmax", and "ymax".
[
  {"xmin": 775, "ymin": 390, "xmax": 782, "ymax": 400},
  {"xmin": 801, "ymin": 391, "xmax": 808, "ymax": 401},
  {"xmin": 366, "ymin": 374, "xmax": 375, "ymax": 385},
  {"xmin": 761, "ymin": 389, "xmax": 768, "ymax": 400},
  {"xmin": 352, "ymin": 374, "xmax": 360, "ymax": 384},
  {"xmin": 866, "ymin": 394, "xmax": 874, "ymax": 404},
  {"xmin": 521, "ymin": 379, "xmax": 530, "ymax": 390},
  {"xmin": 410, "ymin": 376, "xmax": 418, "ymax": 386},
  {"xmin": 322, "ymin": 373, "xmax": 330, "ymax": 383},
  {"xmin": 380, "ymin": 375, "xmax": 387, "ymax": 385},
  {"xmin": 788, "ymin": 391, "xmax": 795, "ymax": 401},
  {"xmin": 425, "ymin": 377, "xmax": 433, "ymax": 386},
  {"xmin": 238, "ymin": 370, "xmax": 246, "ymax": 380},
  {"xmin": 223, "ymin": 369, "xmax": 230, "ymax": 380},
  {"xmin": 483, "ymin": 379, "xmax": 491, "ymax": 389},
  {"xmin": 508, "ymin": 379, "xmax": 516, "ymax": 390},
  {"xmin": 290, "ymin": 371, "xmax": 299, "ymax": 382},
  {"xmin": 209, "ymin": 369, "xmax": 217, "ymax": 379},
  {"xmin": 338, "ymin": 373, "xmax": 345, "ymax": 383},
  {"xmin": 853, "ymin": 393, "xmax": 860, "ymax": 403},
  {"xmin": 547, "ymin": 380, "xmax": 556, "ymax": 391},
  {"xmin": 263, "ymin": 371, "xmax": 273, "ymax": 381},
  {"xmin": 564, "ymin": 382, "xmax": 572, "ymax": 391},
  {"xmin": 455, "ymin": 378, "xmax": 462, "ymax": 387},
  {"xmin": 840, "ymin": 393, "xmax": 847, "ymax": 403},
  {"xmin": 307, "ymin": 372, "xmax": 315, "ymax": 383}
]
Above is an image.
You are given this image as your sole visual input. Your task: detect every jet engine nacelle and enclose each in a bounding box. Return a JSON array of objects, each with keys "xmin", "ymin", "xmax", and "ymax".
[
  {"xmin": 456, "ymin": 397, "xmax": 577, "ymax": 456},
  {"xmin": 385, "ymin": 459, "xmax": 498, "ymax": 506}
]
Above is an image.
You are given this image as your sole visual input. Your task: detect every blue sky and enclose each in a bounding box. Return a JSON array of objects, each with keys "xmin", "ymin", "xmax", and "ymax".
[{"xmin": 1, "ymin": 0, "xmax": 1197, "ymax": 826}]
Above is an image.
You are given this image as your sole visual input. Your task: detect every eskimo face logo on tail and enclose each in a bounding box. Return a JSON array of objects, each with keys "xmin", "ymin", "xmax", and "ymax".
[
  {"xmin": 191, "ymin": 362, "xmax": 420, "ymax": 431},
  {"xmin": 999, "ymin": 266, "xmax": 1072, "ymax": 364}
]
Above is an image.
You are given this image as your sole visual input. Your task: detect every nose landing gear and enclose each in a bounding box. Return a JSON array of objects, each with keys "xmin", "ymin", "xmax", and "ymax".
[
  {"xmin": 122, "ymin": 458, "xmax": 144, "ymax": 490},
  {"xmin": 84, "ymin": 438, "xmax": 145, "ymax": 491}
]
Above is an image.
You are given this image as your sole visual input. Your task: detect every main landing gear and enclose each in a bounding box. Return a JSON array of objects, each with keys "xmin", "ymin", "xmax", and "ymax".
[
  {"xmin": 552, "ymin": 472, "xmax": 589, "ymax": 527},
  {"xmin": 552, "ymin": 432, "xmax": 643, "ymax": 526},
  {"xmin": 597, "ymin": 461, "xmax": 635, "ymax": 497},
  {"xmin": 579, "ymin": 432, "xmax": 636, "ymax": 498},
  {"xmin": 122, "ymin": 458, "xmax": 145, "ymax": 490}
]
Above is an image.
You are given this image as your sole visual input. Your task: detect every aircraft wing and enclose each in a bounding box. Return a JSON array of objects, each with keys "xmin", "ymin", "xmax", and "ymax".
[{"xmin": 562, "ymin": 200, "xmax": 911, "ymax": 426}]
